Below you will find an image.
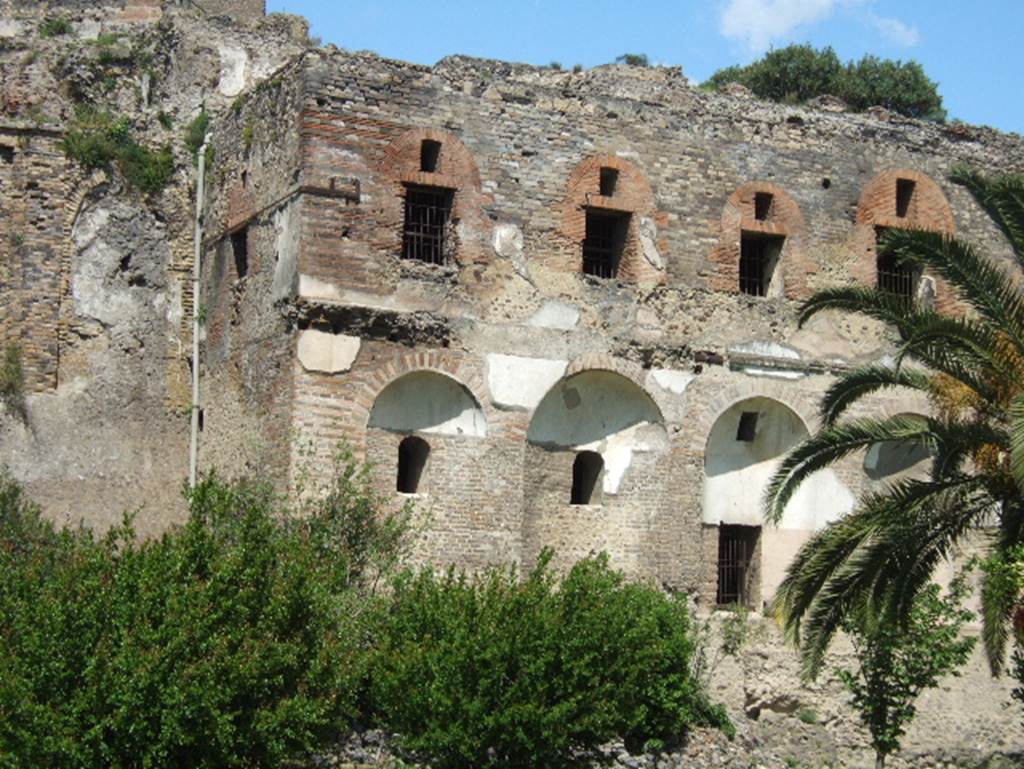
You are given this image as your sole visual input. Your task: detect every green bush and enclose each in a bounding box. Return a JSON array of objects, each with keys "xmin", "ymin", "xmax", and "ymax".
[
  {"xmin": 62, "ymin": 107, "xmax": 174, "ymax": 194},
  {"xmin": 0, "ymin": 458, "xmax": 413, "ymax": 769},
  {"xmin": 38, "ymin": 16, "xmax": 72, "ymax": 38},
  {"xmin": 0, "ymin": 344, "xmax": 26, "ymax": 422},
  {"xmin": 704, "ymin": 44, "xmax": 945, "ymax": 120},
  {"xmin": 371, "ymin": 552, "xmax": 732, "ymax": 769}
]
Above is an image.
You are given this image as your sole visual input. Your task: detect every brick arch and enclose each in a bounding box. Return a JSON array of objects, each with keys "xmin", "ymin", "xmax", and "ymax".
[
  {"xmin": 850, "ymin": 169, "xmax": 957, "ymax": 305},
  {"xmin": 553, "ymin": 154, "xmax": 665, "ymax": 287},
  {"xmin": 708, "ymin": 182, "xmax": 812, "ymax": 299},
  {"xmin": 352, "ymin": 349, "xmax": 495, "ymax": 432},
  {"xmin": 560, "ymin": 352, "xmax": 673, "ymax": 420},
  {"xmin": 376, "ymin": 128, "xmax": 491, "ymax": 266},
  {"xmin": 682, "ymin": 379, "xmax": 820, "ymax": 454}
]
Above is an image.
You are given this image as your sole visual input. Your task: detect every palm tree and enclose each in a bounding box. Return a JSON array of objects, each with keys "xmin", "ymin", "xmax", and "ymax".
[{"xmin": 763, "ymin": 168, "xmax": 1024, "ymax": 678}]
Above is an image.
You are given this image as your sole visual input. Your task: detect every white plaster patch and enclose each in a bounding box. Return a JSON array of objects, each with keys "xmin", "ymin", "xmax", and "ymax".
[
  {"xmin": 298, "ymin": 274, "xmax": 342, "ymax": 303},
  {"xmin": 218, "ymin": 46, "xmax": 248, "ymax": 97},
  {"xmin": 738, "ymin": 366, "xmax": 806, "ymax": 380},
  {"xmin": 730, "ymin": 340, "xmax": 801, "ymax": 360},
  {"xmin": 639, "ymin": 217, "xmax": 664, "ymax": 270},
  {"xmin": 487, "ymin": 354, "xmax": 567, "ymax": 410},
  {"xmin": 525, "ymin": 300, "xmax": 579, "ymax": 331},
  {"xmin": 650, "ymin": 368, "xmax": 694, "ymax": 395},
  {"xmin": 297, "ymin": 330, "xmax": 360, "ymax": 374},
  {"xmin": 0, "ymin": 20, "xmax": 22, "ymax": 37},
  {"xmin": 492, "ymin": 223, "xmax": 532, "ymax": 282}
]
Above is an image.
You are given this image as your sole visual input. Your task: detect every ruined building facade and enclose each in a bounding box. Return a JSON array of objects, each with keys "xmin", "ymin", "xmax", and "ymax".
[{"xmin": 2, "ymin": 2, "xmax": 1024, "ymax": 763}]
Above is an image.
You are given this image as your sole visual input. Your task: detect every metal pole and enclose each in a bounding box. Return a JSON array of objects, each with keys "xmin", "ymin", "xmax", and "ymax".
[{"xmin": 189, "ymin": 134, "xmax": 210, "ymax": 488}]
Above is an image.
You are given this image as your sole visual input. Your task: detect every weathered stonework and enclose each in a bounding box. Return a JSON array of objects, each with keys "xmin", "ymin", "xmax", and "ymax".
[{"xmin": 1, "ymin": 3, "xmax": 1023, "ymax": 764}]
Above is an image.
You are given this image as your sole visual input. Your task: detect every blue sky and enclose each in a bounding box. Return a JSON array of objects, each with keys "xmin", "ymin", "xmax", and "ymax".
[{"xmin": 266, "ymin": 1, "xmax": 1023, "ymax": 135}]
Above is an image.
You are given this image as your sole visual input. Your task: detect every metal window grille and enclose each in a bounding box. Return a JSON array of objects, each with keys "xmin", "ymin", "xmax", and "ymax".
[
  {"xmin": 739, "ymin": 236, "xmax": 774, "ymax": 296},
  {"xmin": 583, "ymin": 209, "xmax": 628, "ymax": 279},
  {"xmin": 402, "ymin": 185, "xmax": 453, "ymax": 265},
  {"xmin": 877, "ymin": 250, "xmax": 918, "ymax": 302},
  {"xmin": 717, "ymin": 525, "xmax": 758, "ymax": 606}
]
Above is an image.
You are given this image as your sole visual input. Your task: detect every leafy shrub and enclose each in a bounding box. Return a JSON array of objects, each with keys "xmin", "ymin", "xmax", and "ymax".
[
  {"xmin": 704, "ymin": 44, "xmax": 945, "ymax": 120},
  {"xmin": 371, "ymin": 552, "xmax": 732, "ymax": 769},
  {"xmin": 0, "ymin": 344, "xmax": 26, "ymax": 422},
  {"xmin": 38, "ymin": 16, "xmax": 72, "ymax": 38},
  {"xmin": 186, "ymin": 107, "xmax": 211, "ymax": 157},
  {"xmin": 62, "ymin": 106, "xmax": 174, "ymax": 194},
  {"xmin": 616, "ymin": 53, "xmax": 649, "ymax": 67},
  {"xmin": 0, "ymin": 458, "xmax": 413, "ymax": 769}
]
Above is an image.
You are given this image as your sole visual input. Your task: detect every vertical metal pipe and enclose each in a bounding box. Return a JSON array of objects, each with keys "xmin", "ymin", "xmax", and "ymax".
[{"xmin": 189, "ymin": 134, "xmax": 210, "ymax": 488}]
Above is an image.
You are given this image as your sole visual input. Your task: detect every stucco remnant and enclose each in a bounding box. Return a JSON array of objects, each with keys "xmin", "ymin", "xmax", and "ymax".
[
  {"xmin": 297, "ymin": 330, "xmax": 360, "ymax": 374},
  {"xmin": 486, "ymin": 354, "xmax": 567, "ymax": 410}
]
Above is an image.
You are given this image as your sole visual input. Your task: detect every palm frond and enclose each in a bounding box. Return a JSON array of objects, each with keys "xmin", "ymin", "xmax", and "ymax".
[
  {"xmin": 818, "ymin": 365, "xmax": 932, "ymax": 426},
  {"xmin": 951, "ymin": 167, "xmax": 1024, "ymax": 266},
  {"xmin": 797, "ymin": 286, "xmax": 920, "ymax": 331},
  {"xmin": 765, "ymin": 414, "xmax": 935, "ymax": 525},
  {"xmin": 1009, "ymin": 393, "xmax": 1024, "ymax": 495}
]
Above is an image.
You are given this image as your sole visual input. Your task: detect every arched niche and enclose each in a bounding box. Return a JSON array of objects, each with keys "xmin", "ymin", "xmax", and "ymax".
[
  {"xmin": 703, "ymin": 396, "xmax": 853, "ymax": 531},
  {"xmin": 368, "ymin": 370, "xmax": 487, "ymax": 437},
  {"xmin": 527, "ymin": 369, "xmax": 668, "ymax": 495}
]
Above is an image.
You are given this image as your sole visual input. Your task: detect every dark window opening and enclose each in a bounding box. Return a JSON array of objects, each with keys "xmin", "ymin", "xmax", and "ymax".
[
  {"xmin": 198, "ymin": 408, "xmax": 205, "ymax": 432},
  {"xmin": 241, "ymin": 170, "xmax": 248, "ymax": 188},
  {"xmin": 739, "ymin": 233, "xmax": 783, "ymax": 297},
  {"xmin": 397, "ymin": 436, "xmax": 430, "ymax": 494},
  {"xmin": 717, "ymin": 525, "xmax": 760, "ymax": 607},
  {"xmin": 754, "ymin": 191, "xmax": 773, "ymax": 221},
  {"xmin": 231, "ymin": 227, "xmax": 248, "ymax": 279},
  {"xmin": 896, "ymin": 178, "xmax": 916, "ymax": 218},
  {"xmin": 582, "ymin": 209, "xmax": 629, "ymax": 279},
  {"xmin": 876, "ymin": 227, "xmax": 919, "ymax": 302},
  {"xmin": 570, "ymin": 451, "xmax": 603, "ymax": 505},
  {"xmin": 0, "ymin": 146, "xmax": 14, "ymax": 163},
  {"xmin": 736, "ymin": 411, "xmax": 759, "ymax": 442},
  {"xmin": 402, "ymin": 185, "xmax": 454, "ymax": 264},
  {"xmin": 599, "ymin": 166, "xmax": 619, "ymax": 197},
  {"xmin": 420, "ymin": 139, "xmax": 442, "ymax": 173}
]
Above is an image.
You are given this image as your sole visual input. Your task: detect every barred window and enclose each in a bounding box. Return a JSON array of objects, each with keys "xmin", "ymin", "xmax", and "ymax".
[
  {"xmin": 402, "ymin": 185, "xmax": 454, "ymax": 265},
  {"xmin": 739, "ymin": 233, "xmax": 783, "ymax": 297},
  {"xmin": 717, "ymin": 525, "xmax": 759, "ymax": 607},
  {"xmin": 582, "ymin": 209, "xmax": 629, "ymax": 279}
]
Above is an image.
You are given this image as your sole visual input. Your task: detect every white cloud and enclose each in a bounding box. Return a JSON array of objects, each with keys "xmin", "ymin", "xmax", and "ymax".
[
  {"xmin": 719, "ymin": 0, "xmax": 919, "ymax": 53},
  {"xmin": 866, "ymin": 12, "xmax": 920, "ymax": 46},
  {"xmin": 719, "ymin": 0, "xmax": 838, "ymax": 53}
]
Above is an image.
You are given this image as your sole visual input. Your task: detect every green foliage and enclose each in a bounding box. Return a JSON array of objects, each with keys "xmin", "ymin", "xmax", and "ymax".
[
  {"xmin": 38, "ymin": 16, "xmax": 72, "ymax": 38},
  {"xmin": 371, "ymin": 551, "xmax": 731, "ymax": 769},
  {"xmin": 704, "ymin": 44, "xmax": 945, "ymax": 120},
  {"xmin": 796, "ymin": 706, "xmax": 819, "ymax": 725},
  {"xmin": 61, "ymin": 106, "xmax": 174, "ymax": 194},
  {"xmin": 0, "ymin": 344, "xmax": 26, "ymax": 422},
  {"xmin": 0, "ymin": 456, "xmax": 414, "ymax": 769},
  {"xmin": 157, "ymin": 111, "xmax": 174, "ymax": 130},
  {"xmin": 764, "ymin": 170, "xmax": 1024, "ymax": 678},
  {"xmin": 718, "ymin": 604, "xmax": 764, "ymax": 657},
  {"xmin": 186, "ymin": 107, "xmax": 210, "ymax": 157},
  {"xmin": 94, "ymin": 32, "xmax": 119, "ymax": 47},
  {"xmin": 548, "ymin": 61, "xmax": 562, "ymax": 71},
  {"xmin": 837, "ymin": 581, "xmax": 975, "ymax": 764},
  {"xmin": 616, "ymin": 53, "xmax": 649, "ymax": 67}
]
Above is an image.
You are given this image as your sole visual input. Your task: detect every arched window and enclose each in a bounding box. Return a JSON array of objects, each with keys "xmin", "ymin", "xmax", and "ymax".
[
  {"xmin": 397, "ymin": 436, "xmax": 430, "ymax": 493},
  {"xmin": 570, "ymin": 451, "xmax": 603, "ymax": 505}
]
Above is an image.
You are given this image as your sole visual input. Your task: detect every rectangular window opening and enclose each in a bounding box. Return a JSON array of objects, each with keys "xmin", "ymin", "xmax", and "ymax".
[
  {"xmin": 582, "ymin": 209, "xmax": 629, "ymax": 279},
  {"xmin": 420, "ymin": 139, "xmax": 441, "ymax": 173},
  {"xmin": 896, "ymin": 178, "xmax": 916, "ymax": 218},
  {"xmin": 402, "ymin": 185, "xmax": 454, "ymax": 265},
  {"xmin": 0, "ymin": 145, "xmax": 14, "ymax": 163},
  {"xmin": 231, "ymin": 227, "xmax": 248, "ymax": 279},
  {"xmin": 739, "ymin": 233, "xmax": 783, "ymax": 297},
  {"xmin": 717, "ymin": 525, "xmax": 760, "ymax": 607},
  {"xmin": 754, "ymin": 191, "xmax": 773, "ymax": 221},
  {"xmin": 736, "ymin": 411, "xmax": 759, "ymax": 442},
  {"xmin": 876, "ymin": 226, "xmax": 919, "ymax": 302},
  {"xmin": 599, "ymin": 166, "xmax": 619, "ymax": 197}
]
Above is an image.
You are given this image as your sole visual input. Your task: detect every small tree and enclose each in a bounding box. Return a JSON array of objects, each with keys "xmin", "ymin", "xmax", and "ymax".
[
  {"xmin": 616, "ymin": 53, "xmax": 649, "ymax": 67},
  {"xmin": 837, "ymin": 580, "xmax": 975, "ymax": 769}
]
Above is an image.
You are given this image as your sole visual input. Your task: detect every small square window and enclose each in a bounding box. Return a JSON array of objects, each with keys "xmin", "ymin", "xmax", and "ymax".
[
  {"xmin": 896, "ymin": 178, "xmax": 915, "ymax": 218},
  {"xmin": 420, "ymin": 139, "xmax": 441, "ymax": 173},
  {"xmin": 599, "ymin": 167, "xmax": 619, "ymax": 197},
  {"xmin": 754, "ymin": 192, "xmax": 773, "ymax": 221},
  {"xmin": 582, "ymin": 209, "xmax": 630, "ymax": 279},
  {"xmin": 736, "ymin": 411, "xmax": 758, "ymax": 442},
  {"xmin": 402, "ymin": 185, "xmax": 454, "ymax": 264}
]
